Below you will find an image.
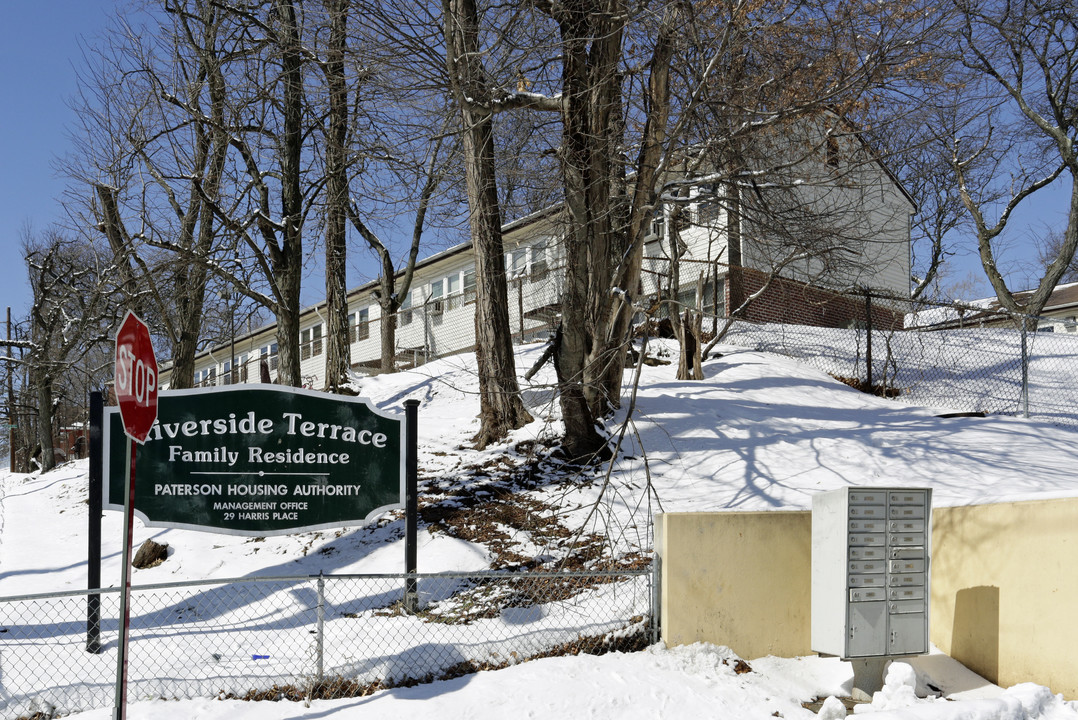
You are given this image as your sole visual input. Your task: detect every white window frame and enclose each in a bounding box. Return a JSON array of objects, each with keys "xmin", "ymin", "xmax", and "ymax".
[
  {"xmin": 352, "ymin": 307, "xmax": 370, "ymax": 342},
  {"xmin": 300, "ymin": 324, "xmax": 323, "ymax": 360}
]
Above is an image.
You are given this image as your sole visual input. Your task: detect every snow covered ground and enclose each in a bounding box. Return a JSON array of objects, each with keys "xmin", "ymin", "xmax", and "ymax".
[
  {"xmin": 3, "ymin": 339, "xmax": 1078, "ymax": 719},
  {"xmin": 33, "ymin": 645, "xmax": 1078, "ymax": 720}
]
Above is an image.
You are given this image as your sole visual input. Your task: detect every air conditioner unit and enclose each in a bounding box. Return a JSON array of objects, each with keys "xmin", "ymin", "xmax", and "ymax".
[{"xmin": 430, "ymin": 300, "xmax": 444, "ymax": 316}]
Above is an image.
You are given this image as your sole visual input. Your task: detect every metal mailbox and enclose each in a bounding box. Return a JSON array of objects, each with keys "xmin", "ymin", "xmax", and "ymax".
[{"xmin": 811, "ymin": 486, "xmax": 932, "ymax": 659}]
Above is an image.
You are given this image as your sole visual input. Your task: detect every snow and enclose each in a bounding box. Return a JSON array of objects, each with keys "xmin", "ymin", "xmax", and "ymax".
[{"xmin": 3, "ymin": 338, "xmax": 1078, "ymax": 720}]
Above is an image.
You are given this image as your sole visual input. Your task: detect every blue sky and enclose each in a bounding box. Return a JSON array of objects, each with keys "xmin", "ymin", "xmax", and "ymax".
[
  {"xmin": 0, "ymin": 1, "xmax": 117, "ymax": 321},
  {"xmin": 0, "ymin": 0, "xmax": 1072, "ymax": 331}
]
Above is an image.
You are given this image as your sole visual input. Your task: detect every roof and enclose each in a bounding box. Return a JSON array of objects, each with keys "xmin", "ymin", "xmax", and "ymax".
[{"xmin": 906, "ymin": 281, "xmax": 1078, "ymax": 329}]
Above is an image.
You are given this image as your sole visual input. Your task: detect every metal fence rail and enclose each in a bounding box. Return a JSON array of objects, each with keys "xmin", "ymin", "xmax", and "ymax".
[{"xmin": 0, "ymin": 569, "xmax": 653, "ymax": 719}]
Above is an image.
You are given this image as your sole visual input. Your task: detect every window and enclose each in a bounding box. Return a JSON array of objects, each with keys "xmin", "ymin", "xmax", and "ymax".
[
  {"xmin": 427, "ymin": 280, "xmax": 444, "ymax": 317},
  {"xmin": 236, "ymin": 353, "xmax": 248, "ymax": 383},
  {"xmin": 352, "ymin": 308, "xmax": 370, "ymax": 342},
  {"xmin": 507, "ymin": 248, "xmax": 527, "ymax": 280},
  {"xmin": 694, "ymin": 184, "xmax": 723, "ymax": 226},
  {"xmin": 671, "ymin": 207, "xmax": 691, "ymax": 234},
  {"xmin": 442, "ymin": 272, "xmax": 463, "ymax": 310},
  {"xmin": 463, "ymin": 269, "xmax": 476, "ymax": 303},
  {"xmin": 300, "ymin": 324, "xmax": 323, "ymax": 360},
  {"xmin": 673, "ymin": 279, "xmax": 722, "ymax": 316},
  {"xmin": 650, "ymin": 209, "xmax": 665, "ymax": 240},
  {"xmin": 675, "ymin": 285, "xmax": 698, "ymax": 310},
  {"xmin": 260, "ymin": 342, "xmax": 279, "ymax": 372},
  {"xmin": 1066, "ymin": 316, "xmax": 1077, "ymax": 333},
  {"xmin": 222, "ymin": 359, "xmax": 233, "ymax": 385},
  {"xmin": 195, "ymin": 367, "xmax": 216, "ymax": 387},
  {"xmin": 696, "ymin": 199, "xmax": 722, "ymax": 225},
  {"xmin": 399, "ymin": 291, "xmax": 413, "ymax": 326},
  {"xmin": 531, "ymin": 245, "xmax": 548, "ymax": 279}
]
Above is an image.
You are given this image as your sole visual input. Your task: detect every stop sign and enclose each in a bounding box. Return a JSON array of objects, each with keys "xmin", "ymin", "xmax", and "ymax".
[{"xmin": 115, "ymin": 310, "xmax": 159, "ymax": 444}]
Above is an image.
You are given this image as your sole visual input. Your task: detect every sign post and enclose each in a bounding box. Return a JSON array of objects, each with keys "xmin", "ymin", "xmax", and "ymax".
[{"xmin": 112, "ymin": 311, "xmax": 158, "ymax": 720}]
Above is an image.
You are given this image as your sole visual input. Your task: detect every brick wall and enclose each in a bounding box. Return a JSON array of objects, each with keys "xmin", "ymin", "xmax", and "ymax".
[{"xmin": 731, "ymin": 268, "xmax": 904, "ymax": 330}]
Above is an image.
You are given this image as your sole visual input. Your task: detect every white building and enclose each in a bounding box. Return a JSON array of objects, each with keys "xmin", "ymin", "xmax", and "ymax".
[{"xmin": 178, "ymin": 119, "xmax": 915, "ymax": 390}]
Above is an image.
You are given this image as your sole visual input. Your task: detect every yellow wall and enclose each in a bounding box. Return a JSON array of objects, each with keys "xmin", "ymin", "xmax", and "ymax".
[
  {"xmin": 931, "ymin": 499, "xmax": 1078, "ymax": 697},
  {"xmin": 656, "ymin": 498, "xmax": 1078, "ymax": 699},
  {"xmin": 655, "ymin": 511, "xmax": 813, "ymax": 659}
]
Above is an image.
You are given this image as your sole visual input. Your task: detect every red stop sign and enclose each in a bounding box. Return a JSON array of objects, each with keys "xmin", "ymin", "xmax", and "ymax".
[{"xmin": 115, "ymin": 311, "xmax": 159, "ymax": 444}]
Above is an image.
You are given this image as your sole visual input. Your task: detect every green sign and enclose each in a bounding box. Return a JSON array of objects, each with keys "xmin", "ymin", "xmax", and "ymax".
[{"xmin": 103, "ymin": 386, "xmax": 405, "ymax": 536}]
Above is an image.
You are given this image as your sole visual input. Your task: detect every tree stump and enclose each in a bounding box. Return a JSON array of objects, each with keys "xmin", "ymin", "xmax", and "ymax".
[{"xmin": 132, "ymin": 539, "xmax": 169, "ymax": 569}]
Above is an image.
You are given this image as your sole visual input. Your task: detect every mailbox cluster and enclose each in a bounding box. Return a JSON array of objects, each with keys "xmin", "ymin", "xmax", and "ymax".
[{"xmin": 811, "ymin": 487, "xmax": 932, "ymax": 659}]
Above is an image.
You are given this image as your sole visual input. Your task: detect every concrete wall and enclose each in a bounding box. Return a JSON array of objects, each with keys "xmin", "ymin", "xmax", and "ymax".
[{"xmin": 656, "ymin": 497, "xmax": 1078, "ymax": 699}]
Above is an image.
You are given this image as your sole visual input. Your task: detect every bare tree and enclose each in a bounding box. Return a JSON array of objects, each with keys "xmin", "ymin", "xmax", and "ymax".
[
  {"xmin": 430, "ymin": 0, "xmax": 935, "ymax": 456},
  {"xmin": 316, "ymin": 0, "xmax": 354, "ymax": 391},
  {"xmin": 346, "ymin": 129, "xmax": 455, "ymax": 374},
  {"xmin": 539, "ymin": 0, "xmax": 934, "ymax": 453},
  {"xmin": 128, "ymin": 0, "xmax": 314, "ymax": 387},
  {"xmin": 13, "ymin": 232, "xmax": 117, "ymax": 472},
  {"xmin": 67, "ymin": 0, "xmax": 247, "ymax": 388},
  {"xmin": 947, "ymin": 0, "xmax": 1078, "ymax": 322}
]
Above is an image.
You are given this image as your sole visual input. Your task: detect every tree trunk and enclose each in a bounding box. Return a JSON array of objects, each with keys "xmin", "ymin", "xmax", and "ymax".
[
  {"xmin": 673, "ymin": 273, "xmax": 705, "ymax": 380},
  {"xmin": 380, "ymin": 297, "xmax": 397, "ymax": 373},
  {"xmin": 171, "ymin": 13, "xmax": 229, "ymax": 389},
  {"xmin": 550, "ymin": 2, "xmax": 612, "ymax": 459},
  {"xmin": 462, "ymin": 113, "xmax": 533, "ymax": 447},
  {"xmin": 270, "ymin": 0, "xmax": 305, "ymax": 388},
  {"xmin": 553, "ymin": 0, "xmax": 678, "ymax": 458},
  {"xmin": 322, "ymin": 0, "xmax": 351, "ymax": 392},
  {"xmin": 444, "ymin": 0, "xmax": 532, "ymax": 448},
  {"xmin": 33, "ymin": 368, "xmax": 55, "ymax": 472}
]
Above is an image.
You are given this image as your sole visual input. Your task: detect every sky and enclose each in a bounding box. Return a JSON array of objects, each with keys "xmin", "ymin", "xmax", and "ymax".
[
  {"xmin": 0, "ymin": 1, "xmax": 1074, "ymax": 331},
  {"xmin": 3, "ymin": 337, "xmax": 1078, "ymax": 718},
  {"xmin": 0, "ymin": 1, "xmax": 120, "ymax": 321}
]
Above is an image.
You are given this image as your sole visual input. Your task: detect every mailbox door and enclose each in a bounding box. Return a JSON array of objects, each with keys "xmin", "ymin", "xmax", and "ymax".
[
  {"xmin": 888, "ymin": 613, "xmax": 927, "ymax": 655},
  {"xmin": 847, "ymin": 601, "xmax": 886, "ymax": 657}
]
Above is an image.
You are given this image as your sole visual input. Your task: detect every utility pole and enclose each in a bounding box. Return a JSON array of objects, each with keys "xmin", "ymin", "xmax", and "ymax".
[{"xmin": 7, "ymin": 307, "xmax": 13, "ymax": 473}]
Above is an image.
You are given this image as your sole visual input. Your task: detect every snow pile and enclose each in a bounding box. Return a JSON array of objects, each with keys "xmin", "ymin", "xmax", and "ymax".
[{"xmin": 851, "ymin": 662, "xmax": 1078, "ymax": 720}]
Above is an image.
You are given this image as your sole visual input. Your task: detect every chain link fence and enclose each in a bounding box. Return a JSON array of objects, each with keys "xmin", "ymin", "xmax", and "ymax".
[
  {"xmin": 717, "ymin": 301, "xmax": 1078, "ymax": 428},
  {"xmin": 0, "ymin": 569, "xmax": 653, "ymax": 719},
  {"xmin": 325, "ymin": 274, "xmax": 1078, "ymax": 429},
  {"xmin": 354, "ymin": 274, "xmax": 1078, "ymax": 435}
]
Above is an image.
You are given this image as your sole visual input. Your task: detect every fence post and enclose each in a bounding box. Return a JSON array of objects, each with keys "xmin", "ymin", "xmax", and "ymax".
[
  {"xmin": 404, "ymin": 399, "xmax": 420, "ymax": 613},
  {"xmin": 1021, "ymin": 319, "xmax": 1030, "ymax": 418},
  {"xmin": 651, "ymin": 554, "xmax": 662, "ymax": 645},
  {"xmin": 518, "ymin": 277, "xmax": 525, "ymax": 340},
  {"xmin": 315, "ymin": 572, "xmax": 325, "ymax": 685},
  {"xmin": 864, "ymin": 289, "xmax": 873, "ymax": 392},
  {"xmin": 87, "ymin": 391, "xmax": 103, "ymax": 654}
]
